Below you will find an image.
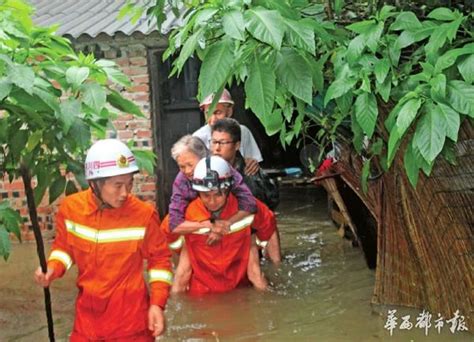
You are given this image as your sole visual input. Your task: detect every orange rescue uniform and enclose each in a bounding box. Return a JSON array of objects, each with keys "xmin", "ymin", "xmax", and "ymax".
[
  {"xmin": 162, "ymin": 194, "xmax": 275, "ymax": 294},
  {"xmin": 47, "ymin": 189, "xmax": 172, "ymax": 341}
]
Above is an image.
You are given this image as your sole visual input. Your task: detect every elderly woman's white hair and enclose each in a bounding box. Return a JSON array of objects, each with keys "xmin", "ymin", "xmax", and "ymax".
[{"xmin": 171, "ymin": 135, "xmax": 208, "ymax": 161}]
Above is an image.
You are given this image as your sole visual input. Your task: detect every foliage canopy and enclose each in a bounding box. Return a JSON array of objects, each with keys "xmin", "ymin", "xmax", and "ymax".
[{"xmin": 135, "ymin": 0, "xmax": 473, "ymax": 190}]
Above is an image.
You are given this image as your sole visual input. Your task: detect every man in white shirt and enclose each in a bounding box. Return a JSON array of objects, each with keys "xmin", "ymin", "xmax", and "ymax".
[{"xmin": 193, "ymin": 89, "xmax": 262, "ymax": 175}]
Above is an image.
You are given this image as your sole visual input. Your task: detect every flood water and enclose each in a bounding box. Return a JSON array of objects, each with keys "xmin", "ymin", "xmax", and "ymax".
[{"xmin": 0, "ymin": 185, "xmax": 470, "ymax": 341}]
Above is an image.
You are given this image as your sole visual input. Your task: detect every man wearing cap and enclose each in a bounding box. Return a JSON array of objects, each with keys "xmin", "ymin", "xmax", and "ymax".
[
  {"xmin": 34, "ymin": 139, "xmax": 172, "ymax": 341},
  {"xmin": 193, "ymin": 89, "xmax": 262, "ymax": 176},
  {"xmin": 161, "ymin": 156, "xmax": 275, "ymax": 294}
]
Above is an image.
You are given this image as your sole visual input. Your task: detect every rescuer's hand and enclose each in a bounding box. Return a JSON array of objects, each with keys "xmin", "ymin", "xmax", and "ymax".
[
  {"xmin": 244, "ymin": 158, "xmax": 260, "ymax": 176},
  {"xmin": 212, "ymin": 220, "xmax": 230, "ymax": 235},
  {"xmin": 34, "ymin": 267, "xmax": 54, "ymax": 287},
  {"xmin": 206, "ymin": 232, "xmax": 222, "ymax": 245},
  {"xmin": 148, "ymin": 304, "xmax": 165, "ymax": 337}
]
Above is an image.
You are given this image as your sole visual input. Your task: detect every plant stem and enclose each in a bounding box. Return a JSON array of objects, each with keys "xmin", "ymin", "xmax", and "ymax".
[{"xmin": 20, "ymin": 164, "xmax": 55, "ymax": 342}]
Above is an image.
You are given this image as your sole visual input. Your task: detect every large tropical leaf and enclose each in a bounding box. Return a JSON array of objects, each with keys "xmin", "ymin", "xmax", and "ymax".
[
  {"xmin": 244, "ymin": 7, "xmax": 284, "ymax": 50},
  {"xmin": 355, "ymin": 92, "xmax": 378, "ymax": 138},
  {"xmin": 199, "ymin": 39, "xmax": 234, "ymax": 99},
  {"xmin": 276, "ymin": 48, "xmax": 312, "ymax": 104},
  {"xmin": 447, "ymin": 80, "xmax": 474, "ymax": 116},
  {"xmin": 413, "ymin": 108, "xmax": 446, "ymax": 162},
  {"xmin": 245, "ymin": 56, "xmax": 275, "ymax": 119},
  {"xmin": 223, "ymin": 10, "xmax": 245, "ymax": 41}
]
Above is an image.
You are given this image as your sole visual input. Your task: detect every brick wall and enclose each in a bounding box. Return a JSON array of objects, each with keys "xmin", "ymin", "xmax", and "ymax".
[{"xmin": 1, "ymin": 33, "xmax": 164, "ymax": 241}]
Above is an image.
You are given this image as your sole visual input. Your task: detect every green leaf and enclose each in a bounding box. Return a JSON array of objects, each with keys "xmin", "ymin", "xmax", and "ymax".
[
  {"xmin": 404, "ymin": 142, "xmax": 420, "ymax": 188},
  {"xmin": 390, "ymin": 12, "xmax": 422, "ymax": 31},
  {"xmin": 361, "ymin": 158, "xmax": 370, "ymax": 194},
  {"xmin": 351, "ymin": 111, "xmax": 364, "ymax": 154},
  {"xmin": 0, "ymin": 228, "xmax": 11, "ymax": 261},
  {"xmin": 244, "ymin": 7, "xmax": 284, "ymax": 50},
  {"xmin": 365, "ymin": 22, "xmax": 384, "ymax": 53},
  {"xmin": 49, "ymin": 175, "xmax": 66, "ymax": 204},
  {"xmin": 276, "ymin": 49, "xmax": 312, "ymax": 104},
  {"xmin": 425, "ymin": 27, "xmax": 447, "ymax": 59},
  {"xmin": 194, "ymin": 8, "xmax": 218, "ymax": 28},
  {"xmin": 65, "ymin": 180, "xmax": 78, "ymax": 196},
  {"xmin": 133, "ymin": 149, "xmax": 156, "ymax": 175},
  {"xmin": 387, "ymin": 128, "xmax": 401, "ymax": 167},
  {"xmin": 107, "ymin": 90, "xmax": 143, "ymax": 117},
  {"xmin": 245, "ymin": 56, "xmax": 275, "ymax": 119},
  {"xmin": 396, "ymin": 98, "xmax": 422, "ymax": 136},
  {"xmin": 58, "ymin": 98, "xmax": 81, "ymax": 134},
  {"xmin": 69, "ymin": 118, "xmax": 91, "ymax": 149},
  {"xmin": 8, "ymin": 64, "xmax": 35, "ymax": 94},
  {"xmin": 66, "ymin": 66, "xmax": 89, "ymax": 88},
  {"xmin": 26, "ymin": 131, "xmax": 42, "ymax": 152},
  {"xmin": 174, "ymin": 27, "xmax": 204, "ymax": 73},
  {"xmin": 435, "ymin": 44, "xmax": 474, "ymax": 73},
  {"xmin": 0, "ymin": 79, "xmax": 12, "ymax": 101},
  {"xmin": 355, "ymin": 93, "xmax": 378, "ymax": 138},
  {"xmin": 447, "ymin": 80, "xmax": 474, "ymax": 116},
  {"xmin": 103, "ymin": 67, "xmax": 131, "ymax": 87},
  {"xmin": 435, "ymin": 102, "xmax": 460, "ymax": 142},
  {"xmin": 374, "ymin": 58, "xmax": 390, "ymax": 84},
  {"xmin": 199, "ymin": 39, "xmax": 234, "ymax": 99},
  {"xmin": 284, "ymin": 18, "xmax": 315, "ymax": 54},
  {"xmin": 413, "ymin": 109, "xmax": 446, "ymax": 162},
  {"xmin": 346, "ymin": 35, "xmax": 366, "ymax": 63},
  {"xmin": 32, "ymin": 85, "xmax": 60, "ymax": 112},
  {"xmin": 223, "ymin": 10, "xmax": 245, "ymax": 41},
  {"xmin": 82, "ymin": 82, "xmax": 106, "ymax": 113},
  {"xmin": 377, "ymin": 75, "xmax": 392, "ymax": 102},
  {"xmin": 324, "ymin": 66, "xmax": 357, "ymax": 105},
  {"xmin": 347, "ymin": 19, "xmax": 376, "ymax": 34},
  {"xmin": 262, "ymin": 108, "xmax": 283, "ymax": 136},
  {"xmin": 427, "ymin": 8, "xmax": 458, "ymax": 21},
  {"xmin": 430, "ymin": 74, "xmax": 446, "ymax": 102},
  {"xmin": 458, "ymin": 54, "xmax": 474, "ymax": 83},
  {"xmin": 34, "ymin": 167, "xmax": 51, "ymax": 206}
]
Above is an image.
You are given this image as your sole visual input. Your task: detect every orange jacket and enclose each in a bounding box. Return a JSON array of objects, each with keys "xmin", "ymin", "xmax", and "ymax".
[
  {"xmin": 162, "ymin": 195, "xmax": 275, "ymax": 294},
  {"xmin": 47, "ymin": 189, "xmax": 172, "ymax": 340}
]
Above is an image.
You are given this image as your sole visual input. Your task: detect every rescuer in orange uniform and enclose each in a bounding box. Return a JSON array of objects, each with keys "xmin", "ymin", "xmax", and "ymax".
[
  {"xmin": 162, "ymin": 156, "xmax": 276, "ymax": 294},
  {"xmin": 34, "ymin": 139, "xmax": 172, "ymax": 341}
]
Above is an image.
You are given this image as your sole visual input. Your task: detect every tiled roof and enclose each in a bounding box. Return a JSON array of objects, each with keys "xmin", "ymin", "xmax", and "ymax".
[{"xmin": 29, "ymin": 0, "xmax": 177, "ymax": 38}]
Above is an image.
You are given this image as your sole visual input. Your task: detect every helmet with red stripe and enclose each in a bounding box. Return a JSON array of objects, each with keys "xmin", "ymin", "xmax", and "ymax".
[{"xmin": 85, "ymin": 139, "xmax": 139, "ymax": 180}]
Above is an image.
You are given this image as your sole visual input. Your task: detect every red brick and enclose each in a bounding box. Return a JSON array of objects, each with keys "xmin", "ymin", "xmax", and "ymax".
[
  {"xmin": 123, "ymin": 66, "xmax": 147, "ymax": 76},
  {"xmin": 131, "ymin": 94, "xmax": 149, "ymax": 101},
  {"xmin": 115, "ymin": 57, "xmax": 130, "ymax": 67},
  {"xmin": 136, "ymin": 130, "xmax": 152, "ymax": 138},
  {"xmin": 118, "ymin": 131, "xmax": 134, "ymax": 139},
  {"xmin": 4, "ymin": 180, "xmax": 24, "ymax": 191},
  {"xmin": 131, "ymin": 75, "xmax": 149, "ymax": 84},
  {"xmin": 131, "ymin": 84, "xmax": 149, "ymax": 92},
  {"xmin": 129, "ymin": 57, "xmax": 147, "ymax": 67},
  {"xmin": 140, "ymin": 183, "xmax": 156, "ymax": 192}
]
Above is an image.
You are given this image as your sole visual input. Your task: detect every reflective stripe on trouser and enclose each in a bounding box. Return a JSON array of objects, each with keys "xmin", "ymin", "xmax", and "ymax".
[
  {"xmin": 65, "ymin": 220, "xmax": 146, "ymax": 243},
  {"xmin": 169, "ymin": 235, "xmax": 184, "ymax": 250},
  {"xmin": 49, "ymin": 249, "xmax": 73, "ymax": 270},
  {"xmin": 149, "ymin": 269, "xmax": 173, "ymax": 285}
]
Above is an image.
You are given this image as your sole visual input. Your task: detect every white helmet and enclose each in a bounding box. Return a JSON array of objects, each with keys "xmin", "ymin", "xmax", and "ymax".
[
  {"xmin": 192, "ymin": 156, "xmax": 234, "ymax": 192},
  {"xmin": 199, "ymin": 89, "xmax": 234, "ymax": 110},
  {"xmin": 85, "ymin": 139, "xmax": 139, "ymax": 180}
]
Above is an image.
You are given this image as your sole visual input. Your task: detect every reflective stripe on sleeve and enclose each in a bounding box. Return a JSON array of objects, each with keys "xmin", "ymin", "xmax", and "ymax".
[
  {"xmin": 149, "ymin": 269, "xmax": 173, "ymax": 285},
  {"xmin": 192, "ymin": 215, "xmax": 255, "ymax": 235},
  {"xmin": 49, "ymin": 250, "xmax": 73, "ymax": 270},
  {"xmin": 169, "ymin": 236, "xmax": 184, "ymax": 250},
  {"xmin": 65, "ymin": 220, "xmax": 146, "ymax": 243}
]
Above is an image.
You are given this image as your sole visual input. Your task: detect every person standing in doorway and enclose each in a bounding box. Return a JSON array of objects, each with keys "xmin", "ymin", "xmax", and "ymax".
[
  {"xmin": 193, "ymin": 89, "xmax": 262, "ymax": 176},
  {"xmin": 34, "ymin": 139, "xmax": 172, "ymax": 341}
]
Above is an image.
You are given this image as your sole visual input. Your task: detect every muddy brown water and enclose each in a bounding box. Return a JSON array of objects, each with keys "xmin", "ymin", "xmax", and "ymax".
[{"xmin": 0, "ymin": 186, "xmax": 470, "ymax": 341}]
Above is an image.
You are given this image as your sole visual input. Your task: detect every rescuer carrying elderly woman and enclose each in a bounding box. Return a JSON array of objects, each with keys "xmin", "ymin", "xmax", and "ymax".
[
  {"xmin": 163, "ymin": 155, "xmax": 277, "ymax": 294},
  {"xmin": 34, "ymin": 139, "xmax": 173, "ymax": 341}
]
